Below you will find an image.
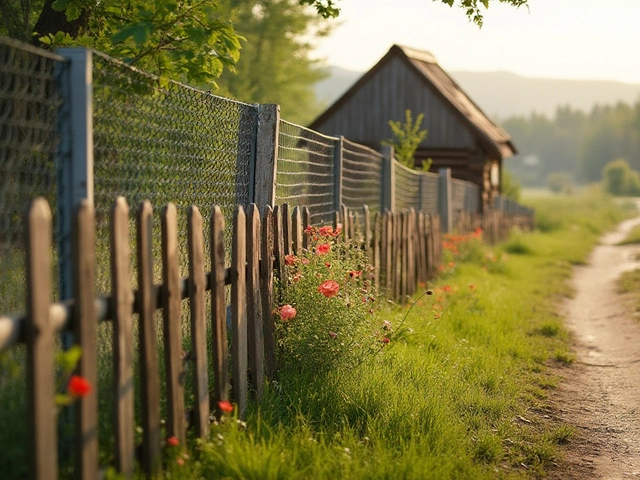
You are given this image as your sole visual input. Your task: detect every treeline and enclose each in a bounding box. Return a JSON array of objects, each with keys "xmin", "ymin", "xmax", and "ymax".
[{"xmin": 502, "ymin": 99, "xmax": 640, "ymax": 186}]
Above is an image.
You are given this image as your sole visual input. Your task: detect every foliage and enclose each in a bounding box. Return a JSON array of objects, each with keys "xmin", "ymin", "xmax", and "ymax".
[
  {"xmin": 546, "ymin": 172, "xmax": 572, "ymax": 194},
  {"xmin": 276, "ymin": 225, "xmax": 382, "ymax": 374},
  {"xmin": 602, "ymin": 158, "xmax": 640, "ymax": 196},
  {"xmin": 382, "ymin": 109, "xmax": 428, "ymax": 169},
  {"xmin": 215, "ymin": 0, "xmax": 331, "ymax": 124},
  {"xmin": 617, "ymin": 225, "xmax": 640, "ymax": 246},
  {"xmin": 440, "ymin": 0, "xmax": 529, "ymax": 27},
  {"xmin": 501, "ymin": 169, "xmax": 521, "ymax": 201}
]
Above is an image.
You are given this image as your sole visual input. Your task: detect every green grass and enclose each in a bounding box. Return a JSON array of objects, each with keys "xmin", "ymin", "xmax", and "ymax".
[
  {"xmin": 155, "ymin": 187, "xmax": 632, "ymax": 479},
  {"xmin": 617, "ymin": 225, "xmax": 640, "ymax": 245}
]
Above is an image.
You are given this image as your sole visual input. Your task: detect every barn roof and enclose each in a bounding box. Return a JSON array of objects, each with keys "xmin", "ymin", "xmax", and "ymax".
[{"xmin": 311, "ymin": 44, "xmax": 516, "ymax": 159}]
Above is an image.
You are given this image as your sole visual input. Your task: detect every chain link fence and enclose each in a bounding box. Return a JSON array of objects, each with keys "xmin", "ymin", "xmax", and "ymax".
[
  {"xmin": 341, "ymin": 139, "xmax": 384, "ymax": 215},
  {"xmin": 275, "ymin": 120, "xmax": 337, "ymax": 225},
  {"xmin": 451, "ymin": 178, "xmax": 480, "ymax": 214}
]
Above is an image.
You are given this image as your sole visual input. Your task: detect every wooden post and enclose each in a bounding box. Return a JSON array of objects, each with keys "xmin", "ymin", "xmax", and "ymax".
[
  {"xmin": 73, "ymin": 200, "xmax": 98, "ymax": 480},
  {"xmin": 260, "ymin": 206, "xmax": 277, "ymax": 378},
  {"xmin": 381, "ymin": 145, "xmax": 395, "ymax": 212},
  {"xmin": 439, "ymin": 168, "xmax": 452, "ymax": 233},
  {"xmin": 210, "ymin": 206, "xmax": 229, "ymax": 407},
  {"xmin": 273, "ymin": 205, "xmax": 286, "ymax": 288},
  {"xmin": 137, "ymin": 201, "xmax": 161, "ymax": 477},
  {"xmin": 232, "ymin": 206, "xmax": 248, "ymax": 419},
  {"xmin": 372, "ymin": 212, "xmax": 381, "ymax": 290},
  {"xmin": 333, "ymin": 136, "xmax": 344, "ymax": 213},
  {"xmin": 282, "ymin": 203, "xmax": 291, "ymax": 256},
  {"xmin": 246, "ymin": 204, "xmax": 264, "ymax": 400},
  {"xmin": 161, "ymin": 204, "xmax": 186, "ymax": 444},
  {"xmin": 302, "ymin": 207, "xmax": 311, "ymax": 250},
  {"xmin": 253, "ymin": 104, "xmax": 280, "ymax": 209},
  {"xmin": 291, "ymin": 206, "xmax": 302, "ymax": 255},
  {"xmin": 187, "ymin": 206, "xmax": 210, "ymax": 440},
  {"xmin": 110, "ymin": 198, "xmax": 135, "ymax": 478},
  {"xmin": 363, "ymin": 205, "xmax": 371, "ymax": 262},
  {"xmin": 25, "ymin": 198, "xmax": 57, "ymax": 480}
]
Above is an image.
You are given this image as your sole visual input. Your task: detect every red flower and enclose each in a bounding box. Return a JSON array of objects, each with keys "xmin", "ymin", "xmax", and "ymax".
[
  {"xmin": 68, "ymin": 375, "xmax": 92, "ymax": 398},
  {"xmin": 381, "ymin": 337, "xmax": 390, "ymax": 344},
  {"xmin": 442, "ymin": 285, "xmax": 452, "ymax": 293},
  {"xmin": 292, "ymin": 272, "xmax": 303, "ymax": 282},
  {"xmin": 279, "ymin": 304, "xmax": 297, "ymax": 321},
  {"xmin": 318, "ymin": 225, "xmax": 334, "ymax": 237},
  {"xmin": 333, "ymin": 224, "xmax": 342, "ymax": 237},
  {"xmin": 218, "ymin": 400, "xmax": 234, "ymax": 413},
  {"xmin": 300, "ymin": 257, "xmax": 310, "ymax": 265},
  {"xmin": 448, "ymin": 262, "xmax": 455, "ymax": 268},
  {"xmin": 318, "ymin": 280, "xmax": 340, "ymax": 298},
  {"xmin": 304, "ymin": 226, "xmax": 315, "ymax": 235},
  {"xmin": 167, "ymin": 436, "xmax": 179, "ymax": 447},
  {"xmin": 348, "ymin": 270, "xmax": 362, "ymax": 279},
  {"xmin": 325, "ymin": 262, "xmax": 331, "ymax": 269},
  {"xmin": 285, "ymin": 254, "xmax": 296, "ymax": 266},
  {"xmin": 468, "ymin": 284, "xmax": 476, "ymax": 290},
  {"xmin": 316, "ymin": 243, "xmax": 331, "ymax": 255}
]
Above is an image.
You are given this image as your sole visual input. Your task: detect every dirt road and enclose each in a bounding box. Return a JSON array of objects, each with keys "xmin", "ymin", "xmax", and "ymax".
[{"xmin": 549, "ymin": 215, "xmax": 640, "ymax": 478}]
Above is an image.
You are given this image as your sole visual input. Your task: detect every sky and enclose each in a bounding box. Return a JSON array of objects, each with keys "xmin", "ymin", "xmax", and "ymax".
[{"xmin": 312, "ymin": 0, "xmax": 640, "ymax": 84}]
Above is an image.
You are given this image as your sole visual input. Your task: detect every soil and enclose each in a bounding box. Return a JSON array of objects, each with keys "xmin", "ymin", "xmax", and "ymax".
[{"xmin": 546, "ymin": 214, "xmax": 640, "ymax": 479}]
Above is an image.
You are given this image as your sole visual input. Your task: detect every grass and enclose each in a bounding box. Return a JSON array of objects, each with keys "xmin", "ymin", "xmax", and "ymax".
[{"xmin": 617, "ymin": 225, "xmax": 640, "ymax": 245}]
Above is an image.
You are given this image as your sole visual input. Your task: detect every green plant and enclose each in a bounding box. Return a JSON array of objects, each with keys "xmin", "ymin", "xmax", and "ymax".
[
  {"xmin": 546, "ymin": 172, "xmax": 572, "ymax": 195},
  {"xmin": 602, "ymin": 159, "xmax": 640, "ymax": 196},
  {"xmin": 382, "ymin": 109, "xmax": 428, "ymax": 168},
  {"xmin": 276, "ymin": 225, "xmax": 382, "ymax": 374}
]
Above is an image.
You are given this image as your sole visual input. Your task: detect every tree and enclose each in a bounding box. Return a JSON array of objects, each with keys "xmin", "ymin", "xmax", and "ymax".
[
  {"xmin": 602, "ymin": 159, "xmax": 640, "ymax": 197},
  {"xmin": 215, "ymin": 0, "xmax": 330, "ymax": 124},
  {"xmin": 382, "ymin": 110, "xmax": 428, "ymax": 169}
]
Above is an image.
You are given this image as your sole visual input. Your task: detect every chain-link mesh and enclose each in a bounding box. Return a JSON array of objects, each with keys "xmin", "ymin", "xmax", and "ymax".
[
  {"xmin": 341, "ymin": 139, "xmax": 383, "ymax": 215},
  {"xmin": 276, "ymin": 120, "xmax": 337, "ymax": 224},
  {"xmin": 451, "ymin": 178, "xmax": 479, "ymax": 214},
  {"xmin": 0, "ymin": 37, "xmax": 65, "ymax": 479},
  {"xmin": 394, "ymin": 161, "xmax": 422, "ymax": 211}
]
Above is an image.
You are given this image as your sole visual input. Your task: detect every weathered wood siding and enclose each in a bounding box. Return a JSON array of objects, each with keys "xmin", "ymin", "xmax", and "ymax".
[{"xmin": 315, "ymin": 56, "xmax": 476, "ymax": 150}]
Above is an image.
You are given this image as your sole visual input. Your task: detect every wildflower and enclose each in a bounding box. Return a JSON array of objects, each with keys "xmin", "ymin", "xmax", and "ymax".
[
  {"xmin": 304, "ymin": 226, "xmax": 315, "ymax": 235},
  {"xmin": 218, "ymin": 400, "xmax": 234, "ymax": 413},
  {"xmin": 382, "ymin": 320, "xmax": 392, "ymax": 330},
  {"xmin": 434, "ymin": 312, "xmax": 442, "ymax": 319},
  {"xmin": 348, "ymin": 270, "xmax": 362, "ymax": 278},
  {"xmin": 325, "ymin": 262, "xmax": 331, "ymax": 269},
  {"xmin": 166, "ymin": 436, "xmax": 179, "ymax": 447},
  {"xmin": 332, "ymin": 224, "xmax": 343, "ymax": 237},
  {"xmin": 279, "ymin": 304, "xmax": 297, "ymax": 321},
  {"xmin": 329, "ymin": 331, "xmax": 338, "ymax": 338},
  {"xmin": 176, "ymin": 458, "xmax": 185, "ymax": 466},
  {"xmin": 318, "ymin": 280, "xmax": 340, "ymax": 298},
  {"xmin": 318, "ymin": 225, "xmax": 334, "ymax": 237},
  {"xmin": 448, "ymin": 262, "xmax": 455, "ymax": 268},
  {"xmin": 285, "ymin": 254, "xmax": 296, "ymax": 266},
  {"xmin": 442, "ymin": 285, "xmax": 452, "ymax": 293},
  {"xmin": 316, "ymin": 243, "xmax": 331, "ymax": 255},
  {"xmin": 68, "ymin": 375, "xmax": 92, "ymax": 398},
  {"xmin": 469, "ymin": 284, "xmax": 476, "ymax": 290},
  {"xmin": 381, "ymin": 337, "xmax": 390, "ymax": 344},
  {"xmin": 300, "ymin": 257, "xmax": 310, "ymax": 265},
  {"xmin": 292, "ymin": 272, "xmax": 303, "ymax": 282}
]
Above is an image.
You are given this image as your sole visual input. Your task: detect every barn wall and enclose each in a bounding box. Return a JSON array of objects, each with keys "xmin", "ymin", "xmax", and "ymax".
[{"xmin": 315, "ymin": 56, "xmax": 477, "ymax": 150}]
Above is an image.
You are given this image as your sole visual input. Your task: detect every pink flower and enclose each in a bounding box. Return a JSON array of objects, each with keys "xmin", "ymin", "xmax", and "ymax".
[
  {"xmin": 279, "ymin": 304, "xmax": 297, "ymax": 321},
  {"xmin": 68, "ymin": 375, "xmax": 92, "ymax": 398},
  {"xmin": 304, "ymin": 226, "xmax": 315, "ymax": 235},
  {"xmin": 176, "ymin": 458, "xmax": 185, "ymax": 466},
  {"xmin": 218, "ymin": 400, "xmax": 234, "ymax": 413},
  {"xmin": 329, "ymin": 331, "xmax": 337, "ymax": 338},
  {"xmin": 292, "ymin": 272, "xmax": 302, "ymax": 282},
  {"xmin": 382, "ymin": 320, "xmax": 392, "ymax": 330},
  {"xmin": 285, "ymin": 254, "xmax": 296, "ymax": 266},
  {"xmin": 316, "ymin": 243, "xmax": 331, "ymax": 255},
  {"xmin": 318, "ymin": 280, "xmax": 340, "ymax": 298},
  {"xmin": 318, "ymin": 225, "xmax": 334, "ymax": 237},
  {"xmin": 167, "ymin": 436, "xmax": 179, "ymax": 447},
  {"xmin": 300, "ymin": 257, "xmax": 310, "ymax": 265}
]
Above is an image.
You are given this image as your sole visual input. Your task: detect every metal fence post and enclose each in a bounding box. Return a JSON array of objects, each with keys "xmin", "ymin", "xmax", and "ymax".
[
  {"xmin": 56, "ymin": 48, "xmax": 94, "ymax": 305},
  {"xmin": 438, "ymin": 168, "xmax": 452, "ymax": 233},
  {"xmin": 253, "ymin": 104, "xmax": 280, "ymax": 210},
  {"xmin": 333, "ymin": 136, "xmax": 344, "ymax": 213},
  {"xmin": 381, "ymin": 145, "xmax": 395, "ymax": 212}
]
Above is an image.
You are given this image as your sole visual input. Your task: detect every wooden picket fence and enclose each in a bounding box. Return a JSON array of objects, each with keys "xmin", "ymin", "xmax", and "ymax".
[{"xmin": 0, "ymin": 196, "xmax": 533, "ymax": 479}]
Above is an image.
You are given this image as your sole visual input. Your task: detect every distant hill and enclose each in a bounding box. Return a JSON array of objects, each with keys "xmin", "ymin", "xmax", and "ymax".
[{"xmin": 314, "ymin": 66, "xmax": 640, "ymax": 120}]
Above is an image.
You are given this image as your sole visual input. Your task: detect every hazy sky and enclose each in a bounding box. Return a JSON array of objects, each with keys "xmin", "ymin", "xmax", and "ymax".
[{"xmin": 312, "ymin": 0, "xmax": 640, "ymax": 83}]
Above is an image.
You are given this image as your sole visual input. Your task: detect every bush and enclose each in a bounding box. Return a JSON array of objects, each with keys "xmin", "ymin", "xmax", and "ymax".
[
  {"xmin": 275, "ymin": 225, "xmax": 383, "ymax": 374},
  {"xmin": 602, "ymin": 159, "xmax": 640, "ymax": 196},
  {"xmin": 546, "ymin": 172, "xmax": 572, "ymax": 194}
]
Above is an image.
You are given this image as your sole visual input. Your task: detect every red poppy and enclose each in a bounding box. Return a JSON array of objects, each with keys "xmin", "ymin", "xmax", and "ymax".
[
  {"xmin": 218, "ymin": 400, "xmax": 234, "ymax": 413},
  {"xmin": 381, "ymin": 337, "xmax": 390, "ymax": 344},
  {"xmin": 316, "ymin": 243, "xmax": 331, "ymax": 255},
  {"xmin": 68, "ymin": 375, "xmax": 92, "ymax": 397},
  {"xmin": 279, "ymin": 304, "xmax": 297, "ymax": 321},
  {"xmin": 300, "ymin": 257, "xmax": 310, "ymax": 265},
  {"xmin": 442, "ymin": 285, "xmax": 452, "ymax": 293},
  {"xmin": 318, "ymin": 225, "xmax": 334, "ymax": 237},
  {"xmin": 285, "ymin": 254, "xmax": 296, "ymax": 266},
  {"xmin": 167, "ymin": 436, "xmax": 179, "ymax": 447},
  {"xmin": 318, "ymin": 280, "xmax": 340, "ymax": 298}
]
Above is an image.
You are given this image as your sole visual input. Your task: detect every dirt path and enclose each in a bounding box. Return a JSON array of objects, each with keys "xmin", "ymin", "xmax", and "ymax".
[{"xmin": 548, "ymin": 214, "xmax": 640, "ymax": 479}]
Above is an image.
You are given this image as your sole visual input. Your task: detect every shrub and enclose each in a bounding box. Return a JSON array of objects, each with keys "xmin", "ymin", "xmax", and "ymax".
[
  {"xmin": 546, "ymin": 172, "xmax": 572, "ymax": 194},
  {"xmin": 276, "ymin": 225, "xmax": 382, "ymax": 374},
  {"xmin": 602, "ymin": 159, "xmax": 640, "ymax": 196},
  {"xmin": 381, "ymin": 109, "xmax": 428, "ymax": 168}
]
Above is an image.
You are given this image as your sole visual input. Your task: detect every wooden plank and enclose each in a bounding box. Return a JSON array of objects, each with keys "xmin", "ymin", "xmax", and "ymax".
[
  {"xmin": 372, "ymin": 212, "xmax": 381, "ymax": 290},
  {"xmin": 363, "ymin": 205, "xmax": 371, "ymax": 263},
  {"xmin": 341, "ymin": 205, "xmax": 349, "ymax": 245},
  {"xmin": 333, "ymin": 211, "xmax": 341, "ymax": 243},
  {"xmin": 394, "ymin": 212, "xmax": 402, "ymax": 301},
  {"xmin": 291, "ymin": 206, "xmax": 302, "ymax": 255},
  {"xmin": 25, "ymin": 198, "xmax": 57, "ymax": 480},
  {"xmin": 282, "ymin": 203, "xmax": 291, "ymax": 256},
  {"xmin": 246, "ymin": 204, "xmax": 265, "ymax": 400},
  {"xmin": 187, "ymin": 206, "xmax": 209, "ymax": 439},
  {"xmin": 302, "ymin": 207, "xmax": 311, "ymax": 250},
  {"xmin": 231, "ymin": 206, "xmax": 248, "ymax": 419},
  {"xmin": 110, "ymin": 197, "xmax": 135, "ymax": 478},
  {"xmin": 401, "ymin": 211, "xmax": 409, "ymax": 301},
  {"xmin": 136, "ymin": 201, "xmax": 161, "ymax": 476},
  {"xmin": 210, "ymin": 206, "xmax": 229, "ymax": 407},
  {"xmin": 161, "ymin": 203, "xmax": 185, "ymax": 444},
  {"xmin": 273, "ymin": 205, "xmax": 286, "ymax": 290},
  {"xmin": 260, "ymin": 206, "xmax": 277, "ymax": 378},
  {"xmin": 73, "ymin": 200, "xmax": 98, "ymax": 480},
  {"xmin": 383, "ymin": 212, "xmax": 392, "ymax": 293}
]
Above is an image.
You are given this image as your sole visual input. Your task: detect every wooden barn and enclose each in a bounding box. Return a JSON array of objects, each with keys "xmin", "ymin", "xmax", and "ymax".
[{"xmin": 309, "ymin": 44, "xmax": 517, "ymax": 207}]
